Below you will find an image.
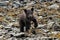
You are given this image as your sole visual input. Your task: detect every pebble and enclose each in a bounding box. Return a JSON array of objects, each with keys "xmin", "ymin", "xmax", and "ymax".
[{"xmin": 48, "ymin": 4, "xmax": 59, "ymax": 9}]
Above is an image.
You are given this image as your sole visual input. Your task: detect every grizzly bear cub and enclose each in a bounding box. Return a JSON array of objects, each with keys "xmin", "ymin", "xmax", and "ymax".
[{"xmin": 19, "ymin": 8, "xmax": 38, "ymax": 32}]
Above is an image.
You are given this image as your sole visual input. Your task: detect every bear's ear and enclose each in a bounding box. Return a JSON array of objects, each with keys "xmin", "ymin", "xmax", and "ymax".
[
  {"xmin": 31, "ymin": 8, "xmax": 34, "ymax": 12},
  {"xmin": 24, "ymin": 9, "xmax": 27, "ymax": 13}
]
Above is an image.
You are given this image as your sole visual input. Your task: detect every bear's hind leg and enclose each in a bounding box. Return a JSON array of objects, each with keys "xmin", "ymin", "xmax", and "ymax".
[
  {"xmin": 20, "ymin": 26, "xmax": 24, "ymax": 32},
  {"xmin": 20, "ymin": 20, "xmax": 25, "ymax": 32}
]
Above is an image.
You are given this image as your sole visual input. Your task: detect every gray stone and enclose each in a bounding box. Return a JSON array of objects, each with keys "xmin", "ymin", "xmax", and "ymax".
[
  {"xmin": 37, "ymin": 24, "xmax": 46, "ymax": 29},
  {"xmin": 7, "ymin": 37, "xmax": 17, "ymax": 40},
  {"xmin": 48, "ymin": 4, "xmax": 59, "ymax": 9}
]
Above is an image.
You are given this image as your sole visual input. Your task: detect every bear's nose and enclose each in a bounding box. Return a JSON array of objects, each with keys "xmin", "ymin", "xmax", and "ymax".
[{"xmin": 29, "ymin": 15, "xmax": 32, "ymax": 17}]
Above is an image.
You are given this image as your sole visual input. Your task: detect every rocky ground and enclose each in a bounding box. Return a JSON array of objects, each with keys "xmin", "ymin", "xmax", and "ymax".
[{"xmin": 0, "ymin": 0, "xmax": 60, "ymax": 40}]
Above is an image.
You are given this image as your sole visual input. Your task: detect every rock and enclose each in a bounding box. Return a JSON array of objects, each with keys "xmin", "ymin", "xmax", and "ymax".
[
  {"xmin": 11, "ymin": 27, "xmax": 20, "ymax": 33},
  {"xmin": 0, "ymin": 1, "xmax": 8, "ymax": 9},
  {"xmin": 12, "ymin": 22, "xmax": 19, "ymax": 27},
  {"xmin": 7, "ymin": 37, "xmax": 17, "ymax": 40},
  {"xmin": 6, "ymin": 37, "xmax": 13, "ymax": 40},
  {"xmin": 0, "ymin": 16, "xmax": 4, "ymax": 21},
  {"xmin": 55, "ymin": 0, "xmax": 60, "ymax": 2},
  {"xmin": 0, "ymin": 13, "xmax": 4, "ymax": 16},
  {"xmin": 48, "ymin": 4, "xmax": 59, "ymax": 9},
  {"xmin": 0, "ymin": 36, "xmax": 4, "ymax": 40},
  {"xmin": 8, "ymin": 23, "xmax": 14, "ymax": 27},
  {"xmin": 3, "ymin": 26, "xmax": 12, "ymax": 32},
  {"xmin": 0, "ymin": 29, "xmax": 8, "ymax": 35},
  {"xmin": 52, "ymin": 31, "xmax": 59, "ymax": 34},
  {"xmin": 3, "ymin": 26, "xmax": 11, "ymax": 29},
  {"xmin": 37, "ymin": 24, "xmax": 46, "ymax": 29},
  {"xmin": 0, "ymin": 25, "xmax": 3, "ymax": 29},
  {"xmin": 24, "ymin": 1, "xmax": 35, "ymax": 8},
  {"xmin": 47, "ymin": 21, "xmax": 55, "ymax": 28},
  {"xmin": 39, "ymin": 0, "xmax": 52, "ymax": 2},
  {"xmin": 38, "ymin": 16, "xmax": 43, "ymax": 19},
  {"xmin": 12, "ymin": 1, "xmax": 21, "ymax": 8},
  {"xmin": 55, "ymin": 33, "xmax": 60, "ymax": 38},
  {"xmin": 58, "ymin": 0, "xmax": 60, "ymax": 2},
  {"xmin": 42, "ymin": 29, "xmax": 49, "ymax": 33},
  {"xmin": 13, "ymin": 33, "xmax": 25, "ymax": 38},
  {"xmin": 8, "ymin": 32, "xmax": 26, "ymax": 38},
  {"xmin": 41, "ymin": 37, "xmax": 58, "ymax": 40}
]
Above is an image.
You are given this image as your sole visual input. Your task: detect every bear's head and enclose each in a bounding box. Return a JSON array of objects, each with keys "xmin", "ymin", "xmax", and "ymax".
[{"xmin": 24, "ymin": 8, "xmax": 34, "ymax": 19}]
